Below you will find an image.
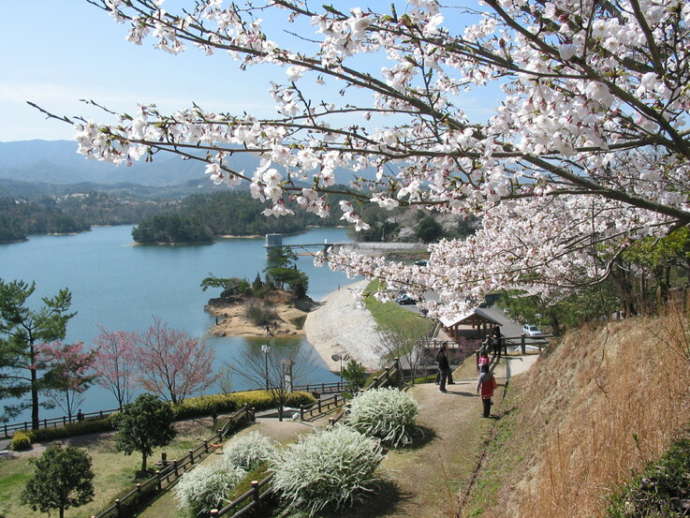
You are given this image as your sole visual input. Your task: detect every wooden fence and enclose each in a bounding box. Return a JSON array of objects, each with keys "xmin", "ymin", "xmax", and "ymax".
[
  {"xmin": 210, "ymin": 474, "xmax": 275, "ymax": 517},
  {"xmin": 299, "ymin": 393, "xmax": 348, "ymax": 421},
  {"xmin": 89, "ymin": 406, "xmax": 255, "ymax": 518},
  {"xmin": 1, "ymin": 381, "xmax": 351, "ymax": 440},
  {"xmin": 365, "ymin": 358, "xmax": 402, "ymax": 390}
]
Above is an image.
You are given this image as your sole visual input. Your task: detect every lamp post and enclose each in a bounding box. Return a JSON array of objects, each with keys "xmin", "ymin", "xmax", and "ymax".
[
  {"xmin": 261, "ymin": 344, "xmax": 270, "ymax": 391},
  {"xmin": 331, "ymin": 352, "xmax": 350, "ymax": 383}
]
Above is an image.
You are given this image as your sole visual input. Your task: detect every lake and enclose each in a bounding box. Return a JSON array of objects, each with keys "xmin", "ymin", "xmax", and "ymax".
[{"xmin": 0, "ymin": 225, "xmax": 353, "ymax": 422}]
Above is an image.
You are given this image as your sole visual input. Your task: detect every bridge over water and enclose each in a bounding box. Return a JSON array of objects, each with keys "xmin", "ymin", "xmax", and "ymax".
[{"xmin": 264, "ymin": 233, "xmax": 424, "ymax": 255}]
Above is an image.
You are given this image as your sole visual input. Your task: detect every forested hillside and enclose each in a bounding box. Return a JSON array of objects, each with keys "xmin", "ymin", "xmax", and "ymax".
[
  {"xmin": 0, "ymin": 193, "xmax": 178, "ymax": 243},
  {"xmin": 131, "ymin": 190, "xmax": 350, "ymax": 244}
]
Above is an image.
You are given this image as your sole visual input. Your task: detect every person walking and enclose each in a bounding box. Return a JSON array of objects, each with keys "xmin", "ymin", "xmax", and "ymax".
[
  {"xmin": 477, "ymin": 351, "xmax": 490, "ymax": 371},
  {"xmin": 476, "ymin": 365, "xmax": 497, "ymax": 417},
  {"xmin": 436, "ymin": 343, "xmax": 451, "ymax": 393}
]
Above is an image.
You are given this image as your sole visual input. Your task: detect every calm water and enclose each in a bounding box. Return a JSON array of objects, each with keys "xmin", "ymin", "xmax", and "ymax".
[{"xmin": 0, "ymin": 226, "xmax": 352, "ymax": 421}]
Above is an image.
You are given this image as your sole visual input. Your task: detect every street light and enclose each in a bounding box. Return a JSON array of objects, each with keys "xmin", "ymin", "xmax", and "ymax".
[
  {"xmin": 261, "ymin": 344, "xmax": 270, "ymax": 391},
  {"xmin": 331, "ymin": 352, "xmax": 350, "ymax": 383}
]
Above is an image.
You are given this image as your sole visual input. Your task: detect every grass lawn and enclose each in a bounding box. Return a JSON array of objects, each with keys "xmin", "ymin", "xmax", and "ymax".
[
  {"xmin": 363, "ymin": 280, "xmax": 434, "ymax": 337},
  {"xmin": 0, "ymin": 417, "xmax": 219, "ymax": 518}
]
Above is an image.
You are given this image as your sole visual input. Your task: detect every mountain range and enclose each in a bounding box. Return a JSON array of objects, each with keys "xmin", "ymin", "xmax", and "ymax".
[
  {"xmin": 0, "ymin": 139, "xmax": 258, "ymax": 187},
  {"xmin": 0, "ymin": 140, "xmax": 375, "ymax": 193}
]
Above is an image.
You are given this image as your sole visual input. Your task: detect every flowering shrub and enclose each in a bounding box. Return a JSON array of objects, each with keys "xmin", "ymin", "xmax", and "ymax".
[
  {"xmin": 174, "ymin": 463, "xmax": 246, "ymax": 515},
  {"xmin": 347, "ymin": 387, "xmax": 418, "ymax": 447},
  {"xmin": 271, "ymin": 426, "xmax": 383, "ymax": 516},
  {"xmin": 223, "ymin": 431, "xmax": 276, "ymax": 471}
]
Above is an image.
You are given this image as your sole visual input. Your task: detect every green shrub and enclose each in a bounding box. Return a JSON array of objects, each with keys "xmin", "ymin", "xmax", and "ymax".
[
  {"xmin": 10, "ymin": 431, "xmax": 32, "ymax": 451},
  {"xmin": 347, "ymin": 387, "xmax": 418, "ymax": 447},
  {"xmin": 606, "ymin": 433, "xmax": 690, "ymax": 518},
  {"xmin": 271, "ymin": 426, "xmax": 383, "ymax": 516},
  {"xmin": 246, "ymin": 303, "xmax": 278, "ymax": 326},
  {"xmin": 174, "ymin": 463, "xmax": 246, "ymax": 515},
  {"xmin": 28, "ymin": 417, "xmax": 116, "ymax": 443},
  {"xmin": 223, "ymin": 431, "xmax": 276, "ymax": 471},
  {"xmin": 290, "ymin": 315, "xmax": 307, "ymax": 330}
]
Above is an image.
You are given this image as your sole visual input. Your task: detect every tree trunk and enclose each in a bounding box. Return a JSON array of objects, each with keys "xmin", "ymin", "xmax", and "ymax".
[
  {"xmin": 141, "ymin": 452, "xmax": 147, "ymax": 473},
  {"xmin": 60, "ymin": 506, "xmax": 64, "ymax": 518},
  {"xmin": 30, "ymin": 347, "xmax": 39, "ymax": 430}
]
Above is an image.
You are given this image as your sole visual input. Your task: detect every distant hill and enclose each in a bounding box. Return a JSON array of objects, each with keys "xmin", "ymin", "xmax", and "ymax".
[
  {"xmin": 0, "ymin": 139, "xmax": 260, "ymax": 187},
  {"xmin": 0, "ymin": 140, "xmax": 375, "ymax": 188}
]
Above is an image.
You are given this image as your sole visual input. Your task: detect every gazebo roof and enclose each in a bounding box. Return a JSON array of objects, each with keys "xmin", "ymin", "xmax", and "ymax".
[{"xmin": 439, "ymin": 307, "xmax": 503, "ymax": 328}]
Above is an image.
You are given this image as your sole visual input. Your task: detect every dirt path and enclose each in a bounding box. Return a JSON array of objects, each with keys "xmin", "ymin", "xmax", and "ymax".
[{"xmin": 374, "ymin": 356, "xmax": 536, "ymax": 518}]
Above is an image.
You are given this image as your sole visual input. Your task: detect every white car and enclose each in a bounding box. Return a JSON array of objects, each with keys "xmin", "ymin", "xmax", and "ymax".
[{"xmin": 522, "ymin": 324, "xmax": 543, "ymax": 337}]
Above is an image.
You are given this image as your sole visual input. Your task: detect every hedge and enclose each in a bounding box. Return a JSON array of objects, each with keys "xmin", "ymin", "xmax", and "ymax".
[
  {"xmin": 24, "ymin": 390, "xmax": 316, "ymax": 444},
  {"xmin": 28, "ymin": 416, "xmax": 116, "ymax": 443},
  {"xmin": 172, "ymin": 390, "xmax": 315, "ymax": 420}
]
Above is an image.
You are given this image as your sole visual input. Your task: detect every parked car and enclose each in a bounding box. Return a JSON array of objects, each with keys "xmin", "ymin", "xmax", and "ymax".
[
  {"xmin": 414, "ymin": 260, "xmax": 428, "ymax": 267},
  {"xmin": 396, "ymin": 293, "xmax": 417, "ymax": 305},
  {"xmin": 522, "ymin": 324, "xmax": 543, "ymax": 337}
]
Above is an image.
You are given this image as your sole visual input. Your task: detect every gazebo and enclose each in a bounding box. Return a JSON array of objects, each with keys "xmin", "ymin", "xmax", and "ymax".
[{"xmin": 439, "ymin": 308, "xmax": 503, "ymax": 341}]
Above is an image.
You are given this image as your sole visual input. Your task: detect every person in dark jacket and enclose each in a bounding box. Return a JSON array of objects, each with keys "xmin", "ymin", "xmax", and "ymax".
[{"xmin": 436, "ymin": 343, "xmax": 450, "ymax": 393}]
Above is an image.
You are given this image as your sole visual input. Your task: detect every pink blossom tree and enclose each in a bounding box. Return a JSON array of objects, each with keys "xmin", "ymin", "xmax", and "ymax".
[
  {"xmin": 34, "ymin": 0, "xmax": 690, "ymax": 317},
  {"xmin": 92, "ymin": 326, "xmax": 138, "ymax": 411},
  {"xmin": 135, "ymin": 318, "xmax": 218, "ymax": 405},
  {"xmin": 39, "ymin": 341, "xmax": 97, "ymax": 422}
]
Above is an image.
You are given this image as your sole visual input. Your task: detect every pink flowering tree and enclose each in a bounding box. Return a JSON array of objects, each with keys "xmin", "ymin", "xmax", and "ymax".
[
  {"xmin": 40, "ymin": 341, "xmax": 97, "ymax": 422},
  {"xmin": 134, "ymin": 318, "xmax": 218, "ymax": 405},
  {"xmin": 35, "ymin": 0, "xmax": 690, "ymax": 319},
  {"xmin": 92, "ymin": 326, "xmax": 138, "ymax": 410}
]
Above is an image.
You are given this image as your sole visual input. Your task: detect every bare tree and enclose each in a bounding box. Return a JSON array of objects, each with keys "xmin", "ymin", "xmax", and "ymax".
[
  {"xmin": 230, "ymin": 339, "xmax": 319, "ymax": 421},
  {"xmin": 92, "ymin": 326, "xmax": 138, "ymax": 410},
  {"xmin": 377, "ymin": 327, "xmax": 425, "ymax": 384},
  {"xmin": 135, "ymin": 317, "xmax": 219, "ymax": 404}
]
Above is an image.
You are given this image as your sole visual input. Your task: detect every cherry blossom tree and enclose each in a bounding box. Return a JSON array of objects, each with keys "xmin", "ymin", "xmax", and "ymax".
[
  {"xmin": 40, "ymin": 341, "xmax": 97, "ymax": 422},
  {"xmin": 92, "ymin": 326, "xmax": 138, "ymax": 410},
  {"xmin": 135, "ymin": 317, "xmax": 218, "ymax": 404},
  {"xmin": 35, "ymin": 0, "xmax": 689, "ymax": 319}
]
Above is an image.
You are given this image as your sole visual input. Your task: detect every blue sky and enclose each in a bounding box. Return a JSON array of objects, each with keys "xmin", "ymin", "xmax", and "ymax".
[{"xmin": 0, "ymin": 1, "xmax": 500, "ymax": 142}]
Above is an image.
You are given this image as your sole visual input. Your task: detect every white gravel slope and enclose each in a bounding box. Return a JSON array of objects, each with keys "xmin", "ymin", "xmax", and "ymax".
[{"xmin": 304, "ymin": 280, "xmax": 385, "ymax": 371}]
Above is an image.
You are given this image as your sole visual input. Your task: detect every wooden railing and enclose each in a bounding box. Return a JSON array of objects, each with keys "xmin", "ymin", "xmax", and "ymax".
[
  {"xmin": 1, "ymin": 381, "xmax": 351, "ymax": 439},
  {"xmin": 365, "ymin": 358, "xmax": 402, "ymax": 390},
  {"xmin": 1, "ymin": 408, "xmax": 118, "ymax": 439},
  {"xmin": 211, "ymin": 474, "xmax": 275, "ymax": 517},
  {"xmin": 299, "ymin": 393, "xmax": 348, "ymax": 421},
  {"xmin": 89, "ymin": 406, "xmax": 255, "ymax": 518}
]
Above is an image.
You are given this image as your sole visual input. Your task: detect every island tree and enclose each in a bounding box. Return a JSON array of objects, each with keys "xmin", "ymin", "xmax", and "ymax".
[
  {"xmin": 21, "ymin": 445, "xmax": 95, "ymax": 518},
  {"xmin": 0, "ymin": 279, "xmax": 76, "ymax": 428},
  {"xmin": 35, "ymin": 0, "xmax": 690, "ymax": 318},
  {"xmin": 115, "ymin": 392, "xmax": 176, "ymax": 474}
]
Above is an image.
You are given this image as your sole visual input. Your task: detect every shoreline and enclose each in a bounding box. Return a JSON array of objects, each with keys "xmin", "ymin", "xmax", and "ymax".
[{"xmin": 304, "ymin": 280, "xmax": 384, "ymax": 372}]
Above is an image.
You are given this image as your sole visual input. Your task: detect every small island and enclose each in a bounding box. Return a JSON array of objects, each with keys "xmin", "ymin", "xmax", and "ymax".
[{"xmin": 201, "ymin": 246, "xmax": 317, "ymax": 337}]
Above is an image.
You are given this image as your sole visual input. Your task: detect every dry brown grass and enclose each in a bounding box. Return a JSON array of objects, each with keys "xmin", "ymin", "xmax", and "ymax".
[{"xmin": 479, "ymin": 310, "xmax": 690, "ymax": 518}]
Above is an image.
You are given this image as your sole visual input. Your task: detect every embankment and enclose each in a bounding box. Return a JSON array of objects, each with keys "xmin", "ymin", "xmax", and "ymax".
[{"xmin": 464, "ymin": 309, "xmax": 690, "ymax": 518}]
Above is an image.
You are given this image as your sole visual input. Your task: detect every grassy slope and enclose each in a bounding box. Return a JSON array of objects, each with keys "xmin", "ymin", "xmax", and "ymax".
[
  {"xmin": 363, "ymin": 280, "xmax": 434, "ymax": 337},
  {"xmin": 461, "ymin": 310, "xmax": 690, "ymax": 518}
]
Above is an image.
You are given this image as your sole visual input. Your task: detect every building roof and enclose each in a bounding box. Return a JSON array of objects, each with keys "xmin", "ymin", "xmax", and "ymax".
[{"xmin": 439, "ymin": 307, "xmax": 503, "ymax": 328}]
